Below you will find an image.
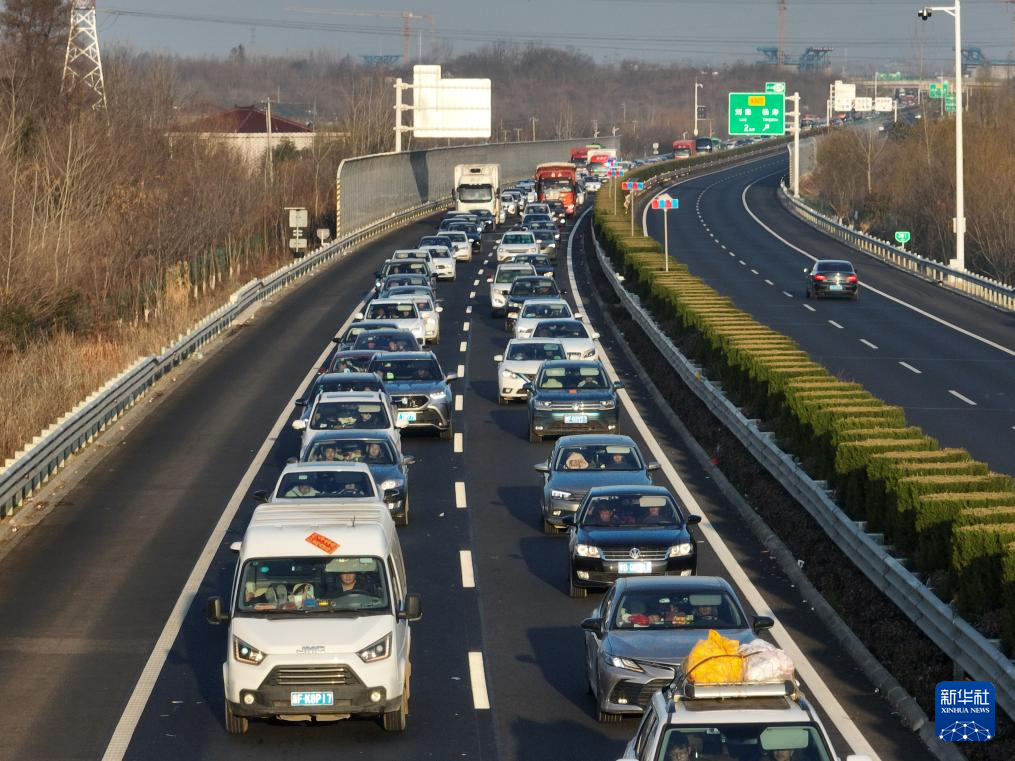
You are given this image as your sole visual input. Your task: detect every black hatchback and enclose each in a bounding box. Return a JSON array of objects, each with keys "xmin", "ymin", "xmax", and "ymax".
[{"xmin": 805, "ymin": 259, "xmax": 859, "ymax": 300}]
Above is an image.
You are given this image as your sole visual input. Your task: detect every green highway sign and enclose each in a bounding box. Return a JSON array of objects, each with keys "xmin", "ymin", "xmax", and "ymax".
[
  {"xmin": 765, "ymin": 81, "xmax": 786, "ymax": 94},
  {"xmin": 728, "ymin": 92, "xmax": 786, "ymax": 136},
  {"xmin": 929, "ymin": 81, "xmax": 950, "ymax": 99},
  {"xmin": 894, "ymin": 231, "xmax": 911, "ymax": 245}
]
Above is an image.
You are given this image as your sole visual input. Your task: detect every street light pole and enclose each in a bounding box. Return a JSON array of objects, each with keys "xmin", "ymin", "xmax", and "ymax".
[
  {"xmin": 693, "ymin": 80, "xmax": 703, "ymax": 137},
  {"xmin": 920, "ymin": 2, "xmax": 965, "ymax": 270}
]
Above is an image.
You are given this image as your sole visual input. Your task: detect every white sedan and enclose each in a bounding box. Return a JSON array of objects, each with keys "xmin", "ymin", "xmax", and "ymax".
[
  {"xmin": 494, "ymin": 339, "xmax": 567, "ymax": 404},
  {"xmin": 512, "ymin": 298, "xmax": 579, "ymax": 339},
  {"xmin": 358, "ymin": 298, "xmax": 426, "ymax": 344},
  {"xmin": 529, "ymin": 318, "xmax": 599, "ymax": 359},
  {"xmin": 496, "ymin": 231, "xmax": 539, "ymax": 262}
]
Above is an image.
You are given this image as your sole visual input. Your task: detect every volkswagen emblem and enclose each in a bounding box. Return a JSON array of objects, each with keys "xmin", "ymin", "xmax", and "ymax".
[{"xmin": 629, "ymin": 547, "xmax": 641, "ymax": 560}]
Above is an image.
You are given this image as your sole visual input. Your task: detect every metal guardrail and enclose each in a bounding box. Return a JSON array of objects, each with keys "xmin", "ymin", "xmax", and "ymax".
[
  {"xmin": 780, "ymin": 183, "xmax": 1015, "ymax": 312},
  {"xmin": 0, "ymin": 198, "xmax": 448, "ymax": 519},
  {"xmin": 590, "ymin": 227, "xmax": 1015, "ymax": 721}
]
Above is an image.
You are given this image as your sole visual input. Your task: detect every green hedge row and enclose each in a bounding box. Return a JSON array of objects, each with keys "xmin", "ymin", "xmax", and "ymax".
[{"xmin": 593, "ymin": 177, "xmax": 1015, "ymax": 649}]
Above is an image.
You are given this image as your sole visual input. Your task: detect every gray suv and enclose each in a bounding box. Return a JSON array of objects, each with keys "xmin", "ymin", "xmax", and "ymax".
[{"xmin": 368, "ymin": 352, "xmax": 460, "ymax": 440}]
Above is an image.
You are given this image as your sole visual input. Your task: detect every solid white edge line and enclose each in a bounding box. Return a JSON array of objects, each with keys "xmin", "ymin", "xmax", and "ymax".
[
  {"xmin": 455, "ymin": 481, "xmax": 467, "ymax": 509},
  {"xmin": 459, "ymin": 550, "xmax": 476, "ymax": 589},
  {"xmin": 948, "ymin": 389, "xmax": 978, "ymax": 406},
  {"xmin": 740, "ymin": 170, "xmax": 1015, "ymax": 360},
  {"xmin": 463, "ymin": 321, "xmax": 470, "ymax": 332},
  {"xmin": 467, "ymin": 651, "xmax": 491, "ymax": 710},
  {"xmin": 899, "ymin": 361, "xmax": 923, "ymax": 374},
  {"xmin": 567, "ymin": 208, "xmax": 879, "ymax": 760},
  {"xmin": 860, "ymin": 339, "xmax": 879, "ymax": 350},
  {"xmin": 455, "ymin": 395, "xmax": 464, "ymax": 412},
  {"xmin": 459, "ymin": 341, "xmax": 468, "ymax": 352},
  {"xmin": 100, "ymin": 299, "xmax": 368, "ymax": 761},
  {"xmin": 457, "ymin": 364, "xmax": 465, "ymax": 377},
  {"xmin": 454, "ymin": 432, "xmax": 464, "ymax": 453},
  {"xmin": 466, "ymin": 305, "xmax": 473, "ymax": 314}
]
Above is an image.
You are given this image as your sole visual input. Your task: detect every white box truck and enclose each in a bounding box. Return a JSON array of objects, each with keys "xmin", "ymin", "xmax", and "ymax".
[{"xmin": 454, "ymin": 163, "xmax": 500, "ymax": 223}]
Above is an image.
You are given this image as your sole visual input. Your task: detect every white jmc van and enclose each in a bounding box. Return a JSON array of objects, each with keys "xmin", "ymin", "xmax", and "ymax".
[{"xmin": 207, "ymin": 503, "xmax": 421, "ymax": 733}]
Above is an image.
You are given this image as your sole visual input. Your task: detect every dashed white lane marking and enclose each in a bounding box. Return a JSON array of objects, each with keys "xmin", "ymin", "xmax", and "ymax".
[
  {"xmin": 729, "ymin": 252, "xmax": 736, "ymax": 257},
  {"xmin": 455, "ymin": 481, "xmax": 467, "ymax": 508},
  {"xmin": 466, "ymin": 305, "xmax": 473, "ymax": 314},
  {"xmin": 899, "ymin": 361, "xmax": 922, "ymax": 374},
  {"xmin": 803, "ymin": 303, "xmax": 816, "ymax": 312},
  {"xmin": 477, "ymin": 268, "xmax": 484, "ymax": 275},
  {"xmin": 739, "ymin": 260, "xmax": 747, "ymax": 266},
  {"xmin": 720, "ymin": 245, "xmax": 727, "ymax": 250},
  {"xmin": 828, "ymin": 320, "xmax": 844, "ymax": 330},
  {"xmin": 472, "ymin": 279, "xmax": 480, "ymax": 287},
  {"xmin": 860, "ymin": 339, "xmax": 879, "ymax": 350},
  {"xmin": 750, "ymin": 268, "xmax": 759, "ymax": 275},
  {"xmin": 469, "ymin": 291, "xmax": 476, "ymax": 299},
  {"xmin": 764, "ymin": 279, "xmax": 774, "ymax": 286},
  {"xmin": 457, "ymin": 364, "xmax": 465, "ymax": 377},
  {"xmin": 453, "ymin": 432, "xmax": 464, "ymax": 453},
  {"xmin": 459, "ymin": 550, "xmax": 475, "ymax": 589},
  {"xmin": 455, "ymin": 395, "xmax": 464, "ymax": 411},
  {"xmin": 463, "ymin": 321, "xmax": 470, "ymax": 332},
  {"xmin": 949, "ymin": 389, "xmax": 978, "ymax": 406},
  {"xmin": 459, "ymin": 341, "xmax": 468, "ymax": 352},
  {"xmin": 468, "ymin": 652, "xmax": 491, "ymax": 709}
]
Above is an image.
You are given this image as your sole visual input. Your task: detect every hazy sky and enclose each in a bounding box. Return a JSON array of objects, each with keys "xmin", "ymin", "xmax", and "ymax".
[{"xmin": 97, "ymin": 0, "xmax": 1015, "ymax": 72}]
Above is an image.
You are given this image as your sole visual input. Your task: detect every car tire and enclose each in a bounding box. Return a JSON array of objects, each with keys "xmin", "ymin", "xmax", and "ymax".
[
  {"xmin": 569, "ymin": 575, "xmax": 587, "ymax": 599},
  {"xmin": 382, "ymin": 686, "xmax": 408, "ymax": 732},
  {"xmin": 851, "ymin": 289, "xmax": 859, "ymax": 301},
  {"xmin": 498, "ymin": 395, "xmax": 509, "ymax": 406},
  {"xmin": 596, "ymin": 706, "xmax": 621, "ymax": 724},
  {"xmin": 395, "ymin": 493, "xmax": 409, "ymax": 527},
  {"xmin": 542, "ymin": 518, "xmax": 556, "ymax": 535},
  {"xmin": 528, "ymin": 427, "xmax": 541, "ymax": 444},
  {"xmin": 440, "ymin": 420, "xmax": 453, "ymax": 441},
  {"xmin": 432, "ymin": 333, "xmax": 440, "ymax": 345},
  {"xmin": 805, "ymin": 286, "xmax": 812, "ymax": 299},
  {"xmin": 224, "ymin": 703, "xmax": 249, "ymax": 735}
]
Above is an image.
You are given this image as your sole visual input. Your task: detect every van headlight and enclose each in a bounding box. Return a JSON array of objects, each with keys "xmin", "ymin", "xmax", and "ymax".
[
  {"xmin": 574, "ymin": 543, "xmax": 601, "ymax": 558},
  {"xmin": 668, "ymin": 542, "xmax": 694, "ymax": 557},
  {"xmin": 358, "ymin": 633, "xmax": 392, "ymax": 663},
  {"xmin": 233, "ymin": 636, "xmax": 266, "ymax": 665}
]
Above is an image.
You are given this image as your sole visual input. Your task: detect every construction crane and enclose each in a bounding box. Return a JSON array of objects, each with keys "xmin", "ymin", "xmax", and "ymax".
[
  {"xmin": 777, "ymin": 0, "xmax": 787, "ymax": 68},
  {"xmin": 289, "ymin": 7, "xmax": 434, "ymax": 63}
]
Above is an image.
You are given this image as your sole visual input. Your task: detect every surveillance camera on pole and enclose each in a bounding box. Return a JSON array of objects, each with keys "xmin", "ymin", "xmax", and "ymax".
[{"xmin": 918, "ymin": 7, "xmax": 932, "ymax": 19}]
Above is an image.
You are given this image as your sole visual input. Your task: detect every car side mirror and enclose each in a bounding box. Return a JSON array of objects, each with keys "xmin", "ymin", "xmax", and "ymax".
[
  {"xmin": 445, "ymin": 373, "xmax": 460, "ymax": 383},
  {"xmin": 522, "ymin": 383, "xmax": 533, "ymax": 392},
  {"xmin": 293, "ymin": 399, "xmax": 306, "ymax": 408},
  {"xmin": 486, "ymin": 277, "xmax": 493, "ymax": 283},
  {"xmin": 646, "ymin": 461, "xmax": 661, "ymax": 472},
  {"xmin": 286, "ymin": 457, "xmax": 297, "ymax": 464},
  {"xmin": 803, "ymin": 267, "xmax": 809, "ymax": 273},
  {"xmin": 355, "ymin": 312, "xmax": 364, "ymax": 320},
  {"xmin": 752, "ymin": 615, "xmax": 775, "ymax": 634},
  {"xmin": 436, "ymin": 306, "xmax": 444, "ymax": 313},
  {"xmin": 252, "ymin": 489, "xmax": 268, "ymax": 503},
  {"xmin": 686, "ymin": 514, "xmax": 702, "ymax": 525},
  {"xmin": 399, "ymin": 593, "xmax": 423, "ymax": 622},
  {"xmin": 493, "ymin": 354, "xmax": 504, "ymax": 363},
  {"xmin": 613, "ymin": 380, "xmax": 625, "ymax": 390},
  {"xmin": 206, "ymin": 596, "xmax": 229, "ymax": 625},
  {"xmin": 560, "ymin": 514, "xmax": 576, "ymax": 526},
  {"xmin": 560, "ymin": 288, "xmax": 568, "ymax": 295},
  {"xmin": 291, "ymin": 419, "xmax": 307, "ymax": 430},
  {"xmin": 580, "ymin": 616, "xmax": 603, "ymax": 632},
  {"xmin": 533, "ymin": 462, "xmax": 550, "ymax": 474},
  {"xmin": 402, "ymin": 454, "xmax": 416, "ymax": 466},
  {"xmin": 592, "ymin": 332, "xmax": 601, "ymax": 340},
  {"xmin": 330, "ymin": 336, "xmax": 341, "ymax": 343},
  {"xmin": 574, "ymin": 312, "xmax": 584, "ymax": 319}
]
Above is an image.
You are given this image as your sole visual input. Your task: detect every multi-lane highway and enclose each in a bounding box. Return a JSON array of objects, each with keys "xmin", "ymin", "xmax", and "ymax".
[
  {"xmin": 642, "ymin": 153, "xmax": 1015, "ymax": 477},
  {"xmin": 0, "ymin": 186, "xmax": 933, "ymax": 761}
]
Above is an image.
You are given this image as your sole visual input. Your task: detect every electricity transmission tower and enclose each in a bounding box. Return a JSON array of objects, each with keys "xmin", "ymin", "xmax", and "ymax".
[{"xmin": 62, "ymin": 0, "xmax": 107, "ymax": 109}]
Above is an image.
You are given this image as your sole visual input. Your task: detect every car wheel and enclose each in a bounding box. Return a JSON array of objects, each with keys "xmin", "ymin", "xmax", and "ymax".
[
  {"xmin": 569, "ymin": 574, "xmax": 587, "ymax": 598},
  {"xmin": 395, "ymin": 493, "xmax": 409, "ymax": 527},
  {"xmin": 439, "ymin": 420, "xmax": 453, "ymax": 441},
  {"xmin": 224, "ymin": 703, "xmax": 249, "ymax": 735},
  {"xmin": 528, "ymin": 427, "xmax": 541, "ymax": 444},
  {"xmin": 805, "ymin": 286, "xmax": 812, "ymax": 299},
  {"xmin": 596, "ymin": 706, "xmax": 621, "ymax": 724},
  {"xmin": 542, "ymin": 518, "xmax": 557, "ymax": 535},
  {"xmin": 851, "ymin": 289, "xmax": 859, "ymax": 301},
  {"xmin": 432, "ymin": 333, "xmax": 440, "ymax": 345},
  {"xmin": 498, "ymin": 395, "xmax": 509, "ymax": 406},
  {"xmin": 382, "ymin": 681, "xmax": 408, "ymax": 731}
]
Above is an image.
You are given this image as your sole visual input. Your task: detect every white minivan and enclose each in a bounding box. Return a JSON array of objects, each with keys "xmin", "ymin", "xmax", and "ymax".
[{"xmin": 207, "ymin": 503, "xmax": 422, "ymax": 733}]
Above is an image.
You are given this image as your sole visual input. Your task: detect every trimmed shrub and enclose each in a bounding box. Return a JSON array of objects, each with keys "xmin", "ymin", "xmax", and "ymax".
[
  {"xmin": 953, "ymin": 523, "xmax": 1015, "ymax": 616},
  {"xmin": 1001, "ymin": 543, "xmax": 1015, "ymax": 652}
]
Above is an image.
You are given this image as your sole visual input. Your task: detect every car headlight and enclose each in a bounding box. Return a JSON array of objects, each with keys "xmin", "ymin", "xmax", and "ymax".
[
  {"xmin": 233, "ymin": 636, "xmax": 265, "ymax": 665},
  {"xmin": 429, "ymin": 390, "xmax": 447, "ymax": 401},
  {"xmin": 582, "ymin": 348, "xmax": 597, "ymax": 358},
  {"xmin": 668, "ymin": 542, "xmax": 694, "ymax": 557},
  {"xmin": 380, "ymin": 479, "xmax": 404, "ymax": 492},
  {"xmin": 550, "ymin": 489, "xmax": 572, "ymax": 500},
  {"xmin": 358, "ymin": 633, "xmax": 392, "ymax": 663},
  {"xmin": 599, "ymin": 398, "xmax": 616, "ymax": 409},
  {"xmin": 574, "ymin": 543, "xmax": 601, "ymax": 558},
  {"xmin": 536, "ymin": 400, "xmax": 552, "ymax": 409},
  {"xmin": 607, "ymin": 655, "xmax": 644, "ymax": 672}
]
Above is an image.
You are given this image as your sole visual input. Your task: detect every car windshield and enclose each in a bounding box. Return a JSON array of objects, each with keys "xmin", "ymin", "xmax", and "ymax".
[
  {"xmin": 383, "ymin": 275, "xmax": 428, "ymax": 289},
  {"xmin": 365, "ymin": 302, "xmax": 418, "ymax": 320},
  {"xmin": 419, "ymin": 236, "xmax": 451, "ymax": 248},
  {"xmin": 392, "ymin": 251, "xmax": 427, "ymax": 261},
  {"xmin": 530, "ymin": 222, "xmax": 555, "ymax": 232},
  {"xmin": 329, "ymin": 353, "xmax": 372, "ymax": 373},
  {"xmin": 506, "ymin": 342, "xmax": 565, "ymax": 361},
  {"xmin": 458, "ymin": 184, "xmax": 493, "ymax": 202},
  {"xmin": 307, "ymin": 438, "xmax": 396, "ymax": 464},
  {"xmin": 443, "ymin": 231, "xmax": 468, "ymax": 242},
  {"xmin": 656, "ymin": 725, "xmax": 832, "ymax": 761},
  {"xmin": 496, "ymin": 268, "xmax": 533, "ymax": 284},
  {"xmin": 555, "ymin": 445, "xmax": 642, "ymax": 471},
  {"xmin": 426, "ymin": 247, "xmax": 452, "ymax": 260},
  {"xmin": 353, "ymin": 332, "xmax": 417, "ymax": 351},
  {"xmin": 816, "ymin": 261, "xmax": 855, "ymax": 273},
  {"xmin": 522, "ymin": 302, "xmax": 569, "ymax": 319},
  {"xmin": 613, "ymin": 589, "xmax": 744, "ymax": 630},
  {"xmin": 386, "ymin": 261, "xmax": 428, "ymax": 275},
  {"xmin": 312, "ymin": 377, "xmax": 379, "ymax": 396},
  {"xmin": 343, "ymin": 324, "xmax": 392, "ymax": 344},
  {"xmin": 524, "ymin": 214, "xmax": 552, "ymax": 225},
  {"xmin": 582, "ymin": 493, "xmax": 682, "ymax": 528},
  {"xmin": 310, "ymin": 401, "xmax": 389, "ymax": 430},
  {"xmin": 371, "ymin": 358, "xmax": 441, "ymax": 382},
  {"xmin": 533, "ymin": 321, "xmax": 588, "ymax": 339},
  {"xmin": 511, "ymin": 279, "xmax": 557, "ymax": 297},
  {"xmin": 537, "ymin": 365, "xmax": 607, "ymax": 390},
  {"xmin": 275, "ymin": 470, "xmax": 375, "ymax": 499},
  {"xmin": 236, "ymin": 556, "xmax": 390, "ymax": 615},
  {"xmin": 515, "ymin": 255, "xmax": 551, "ymax": 267},
  {"xmin": 502, "ymin": 234, "xmax": 535, "ymax": 245}
]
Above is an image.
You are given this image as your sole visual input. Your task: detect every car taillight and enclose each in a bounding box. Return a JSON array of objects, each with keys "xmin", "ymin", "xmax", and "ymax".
[
  {"xmin": 847, "ymin": 274, "xmax": 858, "ymax": 283},
  {"xmin": 812, "ymin": 274, "xmax": 826, "ymax": 281}
]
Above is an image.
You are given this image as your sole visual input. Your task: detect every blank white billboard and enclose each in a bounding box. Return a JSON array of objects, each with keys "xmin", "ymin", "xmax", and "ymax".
[{"xmin": 413, "ymin": 64, "xmax": 491, "ymax": 139}]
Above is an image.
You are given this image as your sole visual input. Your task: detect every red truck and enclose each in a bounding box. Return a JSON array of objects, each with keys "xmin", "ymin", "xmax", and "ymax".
[
  {"xmin": 535, "ymin": 162, "xmax": 579, "ymax": 216},
  {"xmin": 672, "ymin": 140, "xmax": 695, "ymax": 159},
  {"xmin": 570, "ymin": 147, "xmax": 589, "ymax": 167}
]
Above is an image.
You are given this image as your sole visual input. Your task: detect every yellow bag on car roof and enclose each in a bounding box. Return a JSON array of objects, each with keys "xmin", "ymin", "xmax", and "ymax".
[{"xmin": 685, "ymin": 630, "xmax": 744, "ymax": 684}]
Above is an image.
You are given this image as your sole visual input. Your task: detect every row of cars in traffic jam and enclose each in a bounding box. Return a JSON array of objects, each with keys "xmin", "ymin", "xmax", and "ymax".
[{"xmin": 202, "ymin": 159, "xmax": 869, "ymax": 761}]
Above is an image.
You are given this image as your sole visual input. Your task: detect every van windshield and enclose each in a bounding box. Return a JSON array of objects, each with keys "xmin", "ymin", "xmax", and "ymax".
[{"xmin": 236, "ymin": 555, "xmax": 390, "ymax": 615}]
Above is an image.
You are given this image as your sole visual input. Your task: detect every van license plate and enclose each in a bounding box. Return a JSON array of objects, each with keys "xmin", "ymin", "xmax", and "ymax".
[
  {"xmin": 564, "ymin": 415, "xmax": 588, "ymax": 424},
  {"xmin": 397, "ymin": 412, "xmax": 416, "ymax": 424},
  {"xmin": 618, "ymin": 561, "xmax": 653, "ymax": 574},
  {"xmin": 290, "ymin": 691, "xmax": 334, "ymax": 707}
]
